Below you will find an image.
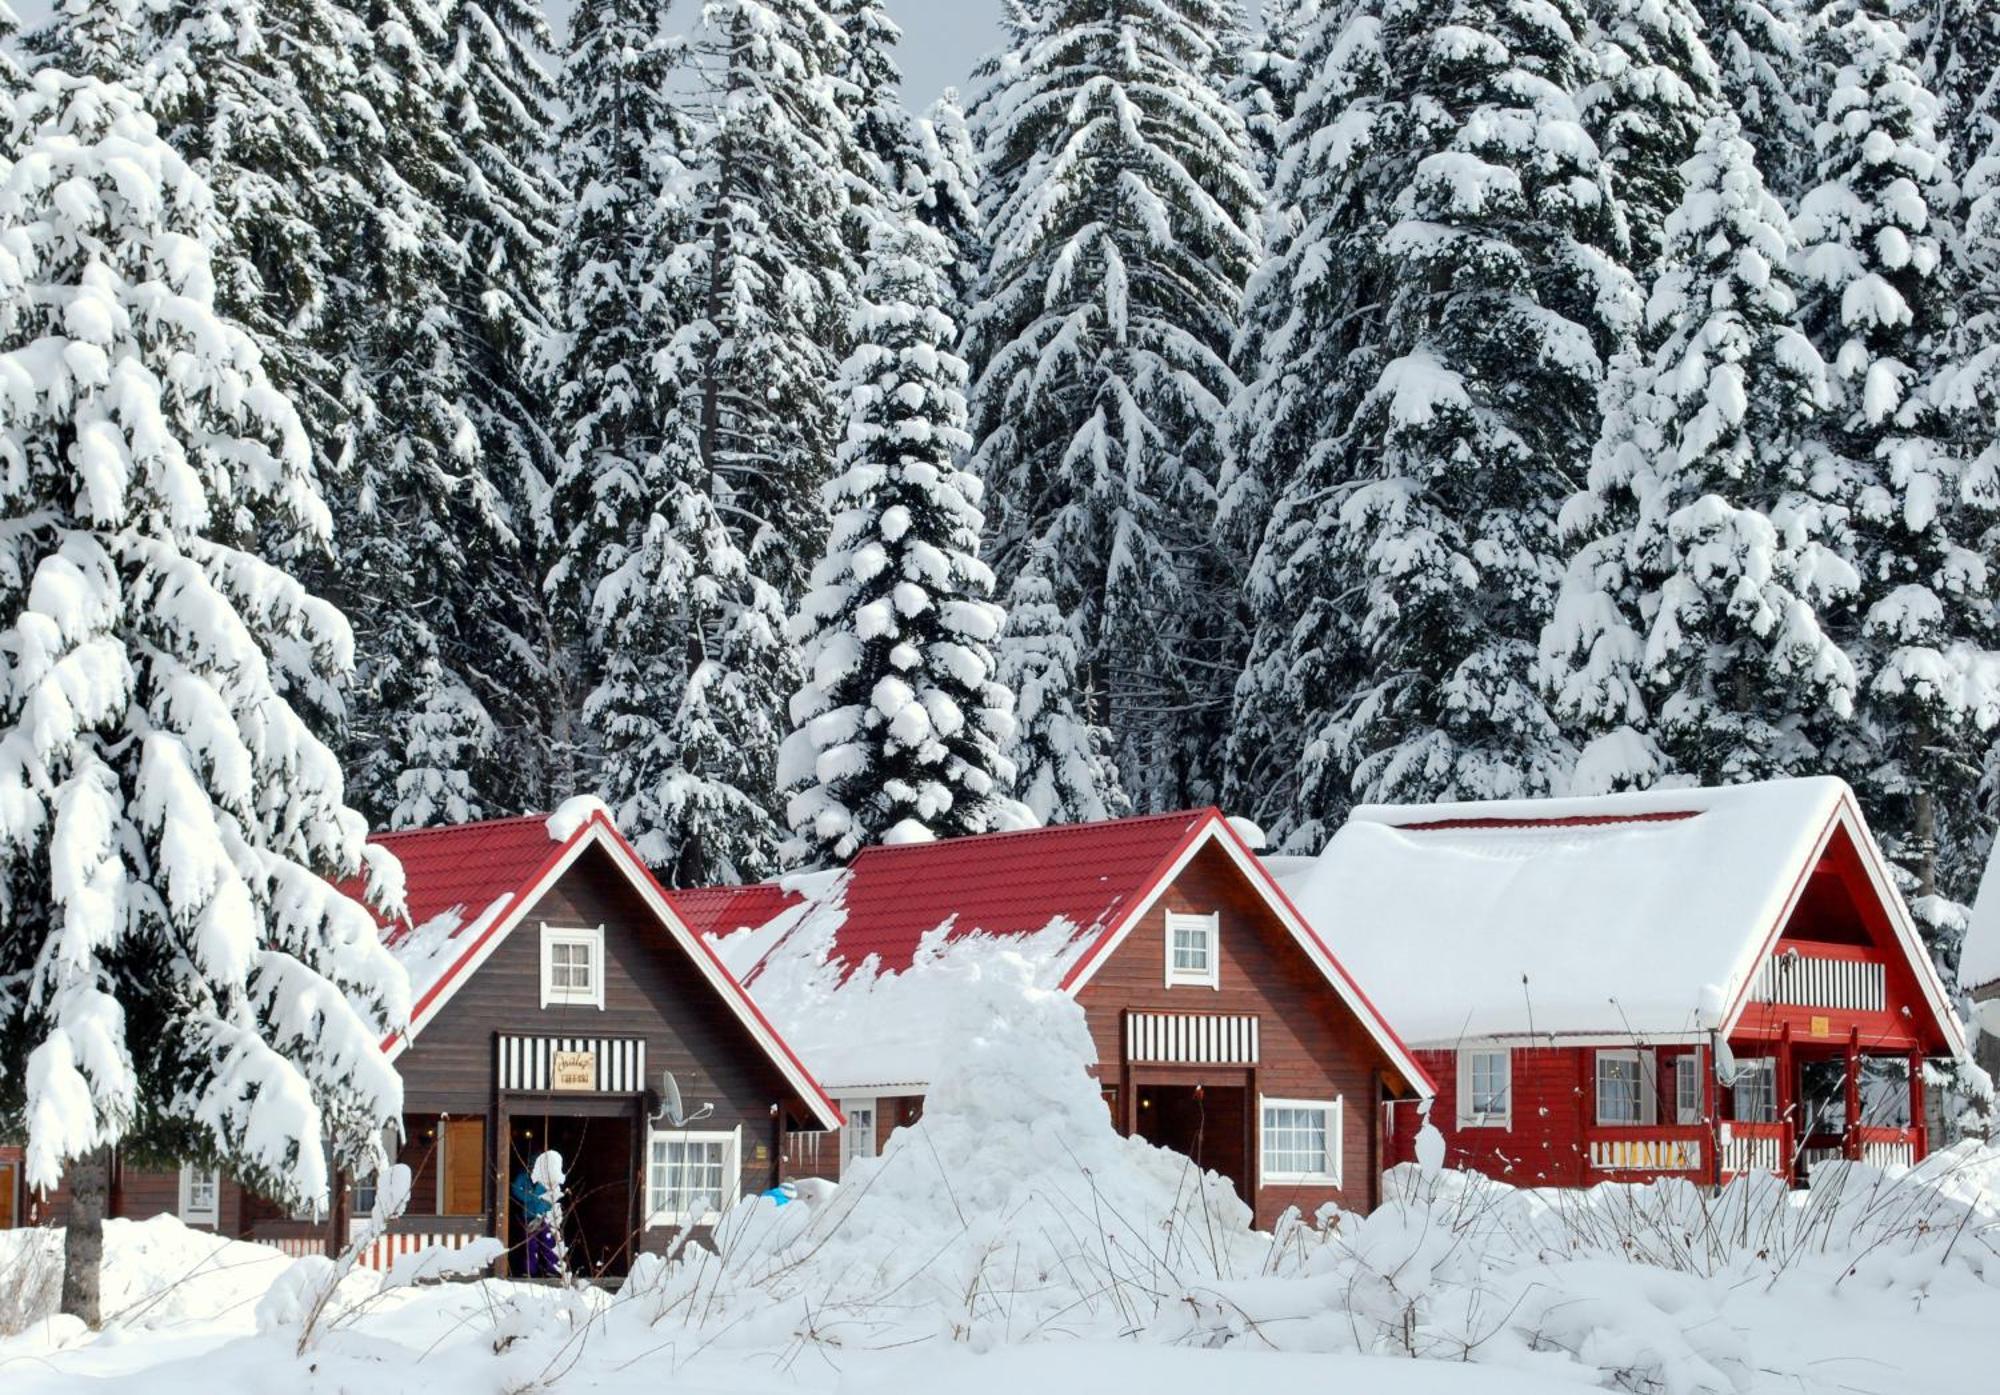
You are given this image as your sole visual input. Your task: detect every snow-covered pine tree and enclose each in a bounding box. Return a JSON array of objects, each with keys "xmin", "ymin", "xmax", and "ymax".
[
  {"xmin": 1581, "ymin": 0, "xmax": 1723, "ymax": 272},
  {"xmin": 1915, "ymin": 0, "xmax": 2000, "ymax": 173},
  {"xmin": 912, "ymin": 90, "xmax": 985, "ymax": 333},
  {"xmin": 996, "ymin": 566, "xmax": 1132, "ymax": 825},
  {"xmin": 1228, "ymin": 0, "xmax": 1322, "ymax": 187},
  {"xmin": 306, "ymin": 0, "xmax": 555, "ymax": 829},
  {"xmin": 1221, "ymin": 0, "xmax": 1391, "ymax": 836},
  {"xmin": 781, "ymin": 207, "xmax": 1026, "ymax": 863},
  {"xmin": 666, "ymin": 0, "xmax": 855, "ymax": 612},
  {"xmin": 1794, "ymin": 0, "xmax": 1998, "ymax": 970},
  {"xmin": 965, "ymin": 0, "xmax": 1261, "ymax": 812},
  {"xmin": 1541, "ymin": 111, "xmax": 1856, "ymax": 792},
  {"xmin": 25, "ymin": 0, "xmax": 145, "ymax": 79},
  {"xmin": 548, "ymin": 0, "xmax": 789, "ymax": 884},
  {"xmin": 833, "ymin": 0, "xmax": 917, "ymax": 235},
  {"xmin": 1255, "ymin": 0, "xmax": 1640, "ymax": 843},
  {"xmin": 141, "ymin": 0, "xmax": 372, "ymax": 497},
  {"xmin": 0, "ymin": 71, "xmax": 406, "ymax": 1320},
  {"xmin": 1691, "ymin": 0, "xmax": 1815, "ymax": 202}
]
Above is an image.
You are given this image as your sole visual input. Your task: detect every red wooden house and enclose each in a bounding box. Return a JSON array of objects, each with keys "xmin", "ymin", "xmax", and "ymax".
[
  {"xmin": 675, "ymin": 808, "xmax": 1433, "ymax": 1225},
  {"xmin": 3, "ymin": 805, "xmax": 841, "ymax": 1275},
  {"xmin": 1283, "ymin": 777, "xmax": 1968, "ymax": 1188}
]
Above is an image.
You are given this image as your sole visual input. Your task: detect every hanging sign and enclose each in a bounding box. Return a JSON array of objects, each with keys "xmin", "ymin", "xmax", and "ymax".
[{"xmin": 551, "ymin": 1050, "xmax": 597, "ymax": 1091}]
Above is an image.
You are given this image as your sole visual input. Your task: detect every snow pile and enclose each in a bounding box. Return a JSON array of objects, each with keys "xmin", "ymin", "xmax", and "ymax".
[
  {"xmin": 623, "ymin": 963, "xmax": 1264, "ymax": 1348},
  {"xmin": 0, "ymin": 1216, "xmax": 291, "ymax": 1338}
]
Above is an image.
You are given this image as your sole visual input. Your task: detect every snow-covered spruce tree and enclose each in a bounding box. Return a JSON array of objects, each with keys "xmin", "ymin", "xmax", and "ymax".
[
  {"xmin": 1541, "ymin": 112, "xmax": 1857, "ymax": 792},
  {"xmin": 832, "ymin": 0, "xmax": 918, "ymax": 237},
  {"xmin": 0, "ymin": 71, "xmax": 406, "ymax": 1322},
  {"xmin": 666, "ymin": 0, "xmax": 855, "ymax": 612},
  {"xmin": 1581, "ymin": 0, "xmax": 1723, "ymax": 272},
  {"xmin": 305, "ymin": 0, "xmax": 556, "ymax": 829},
  {"xmin": 26, "ymin": 0, "xmax": 145, "ymax": 79},
  {"xmin": 1690, "ymin": 0, "xmax": 1815, "ymax": 203},
  {"xmin": 781, "ymin": 210, "xmax": 1026, "ymax": 863},
  {"xmin": 912, "ymin": 89, "xmax": 985, "ymax": 334},
  {"xmin": 965, "ymin": 0, "xmax": 1261, "ymax": 812},
  {"xmin": 141, "ymin": 0, "xmax": 372, "ymax": 492},
  {"xmin": 1794, "ymin": 0, "xmax": 1998, "ymax": 970},
  {"xmin": 996, "ymin": 566, "xmax": 1131, "ymax": 824},
  {"xmin": 1228, "ymin": 0, "xmax": 1322, "ymax": 188},
  {"xmin": 1915, "ymin": 0, "xmax": 2000, "ymax": 172},
  {"xmin": 1220, "ymin": 0, "xmax": 1392, "ymax": 835},
  {"xmin": 1267, "ymin": 0, "xmax": 1640, "ymax": 840},
  {"xmin": 547, "ymin": 0, "xmax": 789, "ymax": 884}
]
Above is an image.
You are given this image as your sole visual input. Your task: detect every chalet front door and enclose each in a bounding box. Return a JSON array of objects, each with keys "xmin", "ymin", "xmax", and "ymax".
[
  {"xmin": 441, "ymin": 1118, "xmax": 485, "ymax": 1216},
  {"xmin": 0, "ymin": 1159, "xmax": 14, "ymax": 1229}
]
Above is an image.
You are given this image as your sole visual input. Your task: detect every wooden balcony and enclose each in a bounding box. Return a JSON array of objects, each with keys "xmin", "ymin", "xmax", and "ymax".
[
  {"xmin": 1718, "ymin": 1122, "xmax": 1784, "ymax": 1177},
  {"xmin": 1749, "ymin": 944, "xmax": 1886, "ymax": 1013},
  {"xmin": 1586, "ymin": 1126, "xmax": 1704, "ymax": 1173}
]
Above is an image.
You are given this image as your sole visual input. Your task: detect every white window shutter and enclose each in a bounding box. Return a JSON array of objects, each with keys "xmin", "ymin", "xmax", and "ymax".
[
  {"xmin": 1455, "ymin": 1054, "xmax": 1473, "ymax": 1127},
  {"xmin": 1639, "ymin": 1050, "xmax": 1659, "ymax": 1126}
]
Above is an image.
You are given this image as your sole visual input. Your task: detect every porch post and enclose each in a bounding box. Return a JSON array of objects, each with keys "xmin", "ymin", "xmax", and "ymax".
[
  {"xmin": 1703, "ymin": 1039, "xmax": 1720, "ymax": 1188},
  {"xmin": 1908, "ymin": 1049, "xmax": 1927, "ymax": 1161},
  {"xmin": 1844, "ymin": 1030, "xmax": 1861, "ymax": 1162},
  {"xmin": 1777, "ymin": 1023, "xmax": 1795, "ymax": 1185}
]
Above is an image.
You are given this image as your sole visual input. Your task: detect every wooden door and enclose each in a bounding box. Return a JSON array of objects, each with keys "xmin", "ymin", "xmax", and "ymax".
[
  {"xmin": 0, "ymin": 1161, "xmax": 15, "ymax": 1229},
  {"xmin": 441, "ymin": 1118, "xmax": 485, "ymax": 1216}
]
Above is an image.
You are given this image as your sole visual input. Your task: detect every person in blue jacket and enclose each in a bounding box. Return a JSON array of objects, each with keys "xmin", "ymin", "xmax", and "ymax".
[{"xmin": 511, "ymin": 1167, "xmax": 554, "ymax": 1276}]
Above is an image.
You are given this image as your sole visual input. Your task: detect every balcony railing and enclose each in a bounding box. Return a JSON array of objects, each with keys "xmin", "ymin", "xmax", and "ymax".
[
  {"xmin": 254, "ymin": 1212, "xmax": 494, "ymax": 1270},
  {"xmin": 1587, "ymin": 1126, "xmax": 1704, "ymax": 1172},
  {"xmin": 1719, "ymin": 1122, "xmax": 1784, "ymax": 1176},
  {"xmin": 1749, "ymin": 947, "xmax": 1885, "ymax": 1012}
]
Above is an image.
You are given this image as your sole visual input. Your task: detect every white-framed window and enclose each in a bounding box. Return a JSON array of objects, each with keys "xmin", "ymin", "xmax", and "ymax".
[
  {"xmin": 646, "ymin": 1127, "xmax": 739, "ymax": 1227},
  {"xmin": 1260, "ymin": 1097, "xmax": 1342, "ymax": 1185},
  {"xmin": 1732, "ymin": 1058, "xmax": 1778, "ymax": 1123},
  {"xmin": 178, "ymin": 1163, "xmax": 220, "ymax": 1226},
  {"xmin": 1674, "ymin": 1052, "xmax": 1704, "ymax": 1125},
  {"xmin": 1595, "ymin": 1049, "xmax": 1656, "ymax": 1126},
  {"xmin": 840, "ymin": 1098, "xmax": 877, "ymax": 1172},
  {"xmin": 1456, "ymin": 1049, "xmax": 1511, "ymax": 1127},
  {"xmin": 1164, "ymin": 911, "xmax": 1220, "ymax": 988},
  {"xmin": 540, "ymin": 924, "xmax": 605, "ymax": 1009}
]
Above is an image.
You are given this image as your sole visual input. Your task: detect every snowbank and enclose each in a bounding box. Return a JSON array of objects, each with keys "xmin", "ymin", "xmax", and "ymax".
[{"xmin": 0, "ymin": 1215, "xmax": 292, "ymax": 1338}]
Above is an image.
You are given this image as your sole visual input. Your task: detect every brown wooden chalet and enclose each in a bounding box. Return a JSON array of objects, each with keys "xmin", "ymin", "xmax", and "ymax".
[
  {"xmin": 3, "ymin": 806, "xmax": 841, "ymax": 1276},
  {"xmin": 675, "ymin": 808, "xmax": 1434, "ymax": 1226},
  {"xmin": 1284, "ymin": 777, "xmax": 1970, "ymax": 1189}
]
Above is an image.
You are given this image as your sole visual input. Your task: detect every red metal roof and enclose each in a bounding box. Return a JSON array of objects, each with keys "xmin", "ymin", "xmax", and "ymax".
[
  {"xmin": 672, "ymin": 881, "xmax": 807, "ymax": 942},
  {"xmin": 361, "ymin": 814, "xmax": 567, "ymax": 946}
]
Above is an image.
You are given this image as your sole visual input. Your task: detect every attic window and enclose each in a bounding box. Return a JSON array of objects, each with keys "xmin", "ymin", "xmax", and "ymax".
[
  {"xmin": 1164, "ymin": 912, "xmax": 1220, "ymax": 988},
  {"xmin": 541, "ymin": 924, "xmax": 605, "ymax": 1009}
]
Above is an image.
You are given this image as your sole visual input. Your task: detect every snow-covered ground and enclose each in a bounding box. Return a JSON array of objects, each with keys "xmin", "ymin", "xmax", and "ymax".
[{"xmin": 4, "ymin": 974, "xmax": 1995, "ymax": 1394}]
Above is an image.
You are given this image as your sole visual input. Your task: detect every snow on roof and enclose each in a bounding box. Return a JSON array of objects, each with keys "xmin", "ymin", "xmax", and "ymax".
[
  {"xmin": 1963, "ymin": 835, "xmax": 2000, "ymax": 1000},
  {"xmin": 1283, "ymin": 778, "xmax": 1860, "ymax": 1045},
  {"xmin": 691, "ymin": 812, "xmax": 1210, "ymax": 1090}
]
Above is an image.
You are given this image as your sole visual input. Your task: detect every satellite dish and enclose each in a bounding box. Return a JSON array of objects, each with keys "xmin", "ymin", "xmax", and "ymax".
[{"xmin": 652, "ymin": 1069, "xmax": 715, "ymax": 1127}]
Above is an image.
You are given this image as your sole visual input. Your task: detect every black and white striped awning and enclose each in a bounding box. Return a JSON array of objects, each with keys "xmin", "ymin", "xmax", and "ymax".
[
  {"xmin": 1125, "ymin": 1012, "xmax": 1260, "ymax": 1066},
  {"xmin": 497, "ymin": 1034, "xmax": 648, "ymax": 1093}
]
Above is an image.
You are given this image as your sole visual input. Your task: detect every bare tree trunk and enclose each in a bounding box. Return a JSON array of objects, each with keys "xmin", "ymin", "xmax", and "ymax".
[{"xmin": 60, "ymin": 1145, "xmax": 111, "ymax": 1326}]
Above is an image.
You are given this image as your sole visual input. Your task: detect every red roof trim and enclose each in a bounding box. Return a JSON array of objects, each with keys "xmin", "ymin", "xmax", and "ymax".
[{"xmin": 1394, "ymin": 811, "xmax": 1702, "ymax": 832}]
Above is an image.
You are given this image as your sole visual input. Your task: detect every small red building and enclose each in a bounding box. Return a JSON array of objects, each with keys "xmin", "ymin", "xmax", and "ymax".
[
  {"xmin": 1284, "ymin": 778, "xmax": 1968, "ymax": 1188},
  {"xmin": 676, "ymin": 808, "xmax": 1433, "ymax": 1225},
  {"xmin": 3, "ymin": 804, "xmax": 840, "ymax": 1274}
]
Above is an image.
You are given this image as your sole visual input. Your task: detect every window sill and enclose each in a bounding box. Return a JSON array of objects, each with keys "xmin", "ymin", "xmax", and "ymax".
[
  {"xmin": 1457, "ymin": 1118, "xmax": 1510, "ymax": 1130},
  {"xmin": 1261, "ymin": 1172, "xmax": 1342, "ymax": 1187}
]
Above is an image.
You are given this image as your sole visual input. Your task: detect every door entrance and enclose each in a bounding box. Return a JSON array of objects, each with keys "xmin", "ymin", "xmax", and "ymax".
[
  {"xmin": 1133, "ymin": 1082, "xmax": 1250, "ymax": 1204},
  {"xmin": 506, "ymin": 1112, "xmax": 635, "ymax": 1278}
]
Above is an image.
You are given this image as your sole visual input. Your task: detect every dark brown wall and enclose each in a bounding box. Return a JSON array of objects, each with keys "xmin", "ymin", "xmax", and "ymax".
[{"xmin": 1079, "ymin": 840, "xmax": 1405, "ymax": 1226}]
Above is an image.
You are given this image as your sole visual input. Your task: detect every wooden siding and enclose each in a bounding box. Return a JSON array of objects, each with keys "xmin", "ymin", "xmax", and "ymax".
[{"xmin": 1078, "ymin": 840, "xmax": 1408, "ymax": 1227}]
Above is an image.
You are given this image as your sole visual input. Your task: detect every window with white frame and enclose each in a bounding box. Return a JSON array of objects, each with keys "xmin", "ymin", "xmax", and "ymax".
[
  {"xmin": 1595, "ymin": 1050, "xmax": 1655, "ymax": 1125},
  {"xmin": 1164, "ymin": 911, "xmax": 1220, "ymax": 988},
  {"xmin": 1732, "ymin": 1058, "xmax": 1778, "ymax": 1123},
  {"xmin": 540, "ymin": 924, "xmax": 605, "ymax": 1009},
  {"xmin": 1260, "ymin": 1098, "xmax": 1342, "ymax": 1184},
  {"xmin": 1674, "ymin": 1052, "xmax": 1703, "ymax": 1125},
  {"xmin": 646, "ymin": 1129, "xmax": 739, "ymax": 1227},
  {"xmin": 841, "ymin": 1099, "xmax": 877, "ymax": 1172},
  {"xmin": 1457, "ymin": 1049, "xmax": 1511, "ymax": 1127},
  {"xmin": 178, "ymin": 1164, "xmax": 220, "ymax": 1225}
]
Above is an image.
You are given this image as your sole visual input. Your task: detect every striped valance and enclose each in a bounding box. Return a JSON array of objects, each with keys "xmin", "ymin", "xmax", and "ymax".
[
  {"xmin": 497, "ymin": 1034, "xmax": 648, "ymax": 1093},
  {"xmin": 1125, "ymin": 1012, "xmax": 1260, "ymax": 1066}
]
